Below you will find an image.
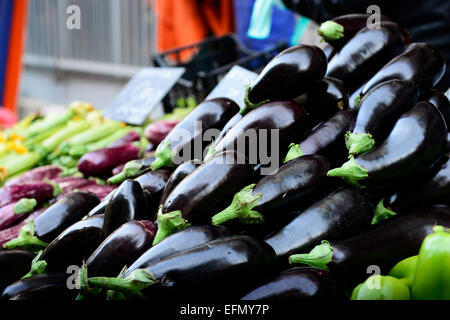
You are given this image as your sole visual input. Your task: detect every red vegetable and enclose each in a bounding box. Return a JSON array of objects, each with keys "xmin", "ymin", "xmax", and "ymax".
[{"xmin": 144, "ymin": 120, "xmax": 179, "ymax": 145}]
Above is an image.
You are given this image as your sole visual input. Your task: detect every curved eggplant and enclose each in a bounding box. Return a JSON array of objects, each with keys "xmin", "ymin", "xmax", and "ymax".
[
  {"xmin": 39, "ymin": 215, "xmax": 104, "ymax": 271},
  {"xmin": 360, "ymin": 43, "xmax": 446, "ymax": 97},
  {"xmin": 212, "ymin": 101, "xmax": 310, "ymax": 166},
  {"xmin": 421, "ymin": 89, "xmax": 450, "ymax": 130},
  {"xmin": 244, "ymin": 45, "xmax": 327, "ymax": 114},
  {"xmin": 150, "ymin": 98, "xmax": 239, "ymax": 171},
  {"xmin": 285, "ymin": 110, "xmax": 354, "ymax": 166},
  {"xmin": 289, "ymin": 207, "xmax": 450, "ymax": 286},
  {"xmin": 102, "ymin": 180, "xmax": 150, "ymax": 238},
  {"xmin": 318, "ymin": 13, "xmax": 392, "ymax": 50},
  {"xmin": 86, "ymin": 220, "xmax": 156, "ymax": 277},
  {"xmin": 240, "ymin": 267, "xmax": 340, "ymax": 300},
  {"xmin": 327, "ymin": 22, "xmax": 409, "ymax": 93},
  {"xmin": 159, "ymin": 161, "xmax": 200, "ymax": 205},
  {"xmin": 214, "ymin": 112, "xmax": 243, "ymax": 146},
  {"xmin": 264, "ymin": 186, "xmax": 374, "ymax": 260},
  {"xmin": 305, "ymin": 77, "xmax": 349, "ymax": 125},
  {"xmin": 322, "ymin": 44, "xmax": 337, "ymax": 62},
  {"xmin": 211, "ymin": 155, "xmax": 331, "ymax": 226},
  {"xmin": 0, "ymin": 250, "xmax": 35, "ymax": 291},
  {"xmin": 153, "ymin": 151, "xmax": 253, "ymax": 244},
  {"xmin": 328, "ymin": 101, "xmax": 447, "ymax": 188},
  {"xmin": 346, "ymin": 80, "xmax": 419, "ymax": 156},
  {"xmin": 126, "ymin": 225, "xmax": 228, "ymax": 274}
]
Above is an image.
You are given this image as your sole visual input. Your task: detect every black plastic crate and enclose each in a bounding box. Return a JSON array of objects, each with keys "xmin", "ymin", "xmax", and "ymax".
[{"xmin": 152, "ymin": 33, "xmax": 288, "ymax": 112}]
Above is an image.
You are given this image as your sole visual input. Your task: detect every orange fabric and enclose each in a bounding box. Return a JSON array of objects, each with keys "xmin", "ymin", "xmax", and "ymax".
[
  {"xmin": 153, "ymin": 0, "xmax": 234, "ymax": 63},
  {"xmin": 3, "ymin": 0, "xmax": 27, "ymax": 113}
]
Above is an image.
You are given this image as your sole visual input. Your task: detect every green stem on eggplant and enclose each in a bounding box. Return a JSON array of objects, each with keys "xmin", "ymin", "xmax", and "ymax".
[
  {"xmin": 21, "ymin": 251, "xmax": 47, "ymax": 279},
  {"xmin": 345, "ymin": 132, "xmax": 375, "ymax": 156},
  {"xmin": 3, "ymin": 220, "xmax": 49, "ymax": 252},
  {"xmin": 107, "ymin": 161, "xmax": 144, "ymax": 185},
  {"xmin": 372, "ymin": 198, "xmax": 397, "ymax": 225},
  {"xmin": 150, "ymin": 141, "xmax": 174, "ymax": 171},
  {"xmin": 318, "ymin": 21, "xmax": 345, "ymax": 42},
  {"xmin": 327, "ymin": 157, "xmax": 368, "ymax": 188},
  {"xmin": 13, "ymin": 198, "xmax": 37, "ymax": 215},
  {"xmin": 288, "ymin": 240, "xmax": 334, "ymax": 271},
  {"xmin": 283, "ymin": 143, "xmax": 303, "ymax": 163},
  {"xmin": 211, "ymin": 184, "xmax": 263, "ymax": 225},
  {"xmin": 241, "ymin": 86, "xmax": 270, "ymax": 116},
  {"xmin": 152, "ymin": 210, "xmax": 191, "ymax": 245},
  {"xmin": 354, "ymin": 94, "xmax": 362, "ymax": 108}
]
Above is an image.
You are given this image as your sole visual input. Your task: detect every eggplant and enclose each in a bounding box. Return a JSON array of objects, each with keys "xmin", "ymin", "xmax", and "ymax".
[
  {"xmin": 212, "ymin": 101, "xmax": 310, "ymax": 171},
  {"xmin": 448, "ymin": 133, "xmax": 450, "ymax": 150},
  {"xmin": 108, "ymin": 130, "xmax": 141, "ymax": 148},
  {"xmin": 285, "ymin": 110, "xmax": 354, "ymax": 166},
  {"xmin": 360, "ymin": 43, "xmax": 446, "ymax": 97},
  {"xmin": 328, "ymin": 101, "xmax": 447, "ymax": 188},
  {"xmin": 9, "ymin": 283, "xmax": 75, "ymax": 300},
  {"xmin": 39, "ymin": 215, "xmax": 104, "ymax": 271},
  {"xmin": 159, "ymin": 160, "xmax": 200, "ymax": 205},
  {"xmin": 107, "ymin": 155, "xmax": 156, "ymax": 184},
  {"xmin": 3, "ymin": 192, "xmax": 100, "ymax": 250},
  {"xmin": 126, "ymin": 225, "xmax": 228, "ymax": 274},
  {"xmin": 214, "ymin": 112, "xmax": 242, "ymax": 146},
  {"xmin": 375, "ymin": 152, "xmax": 450, "ymax": 221},
  {"xmin": 150, "ymin": 98, "xmax": 239, "ymax": 171},
  {"xmin": 211, "ymin": 155, "xmax": 331, "ymax": 226},
  {"xmin": 86, "ymin": 220, "xmax": 156, "ymax": 277},
  {"xmin": 421, "ymin": 89, "xmax": 450, "ymax": 130},
  {"xmin": 78, "ymin": 144, "xmax": 141, "ymax": 178},
  {"xmin": 318, "ymin": 13, "xmax": 393, "ymax": 50},
  {"xmin": 264, "ymin": 186, "xmax": 374, "ymax": 260},
  {"xmin": 289, "ymin": 206, "xmax": 450, "ymax": 286},
  {"xmin": 0, "ymin": 181, "xmax": 60, "ymax": 207},
  {"xmin": 305, "ymin": 77, "xmax": 349, "ymax": 125},
  {"xmin": 240, "ymin": 267, "xmax": 340, "ymax": 300},
  {"xmin": 326, "ymin": 22, "xmax": 409, "ymax": 93},
  {"xmin": 77, "ymin": 184, "xmax": 116, "ymax": 201},
  {"xmin": 0, "ymin": 208, "xmax": 46, "ymax": 247},
  {"xmin": 0, "ymin": 272, "xmax": 68, "ymax": 300},
  {"xmin": 51, "ymin": 176, "xmax": 96, "ymax": 193},
  {"xmin": 112, "ymin": 163, "xmax": 127, "ymax": 176},
  {"xmin": 0, "ymin": 250, "xmax": 35, "ymax": 291},
  {"xmin": 86, "ymin": 189, "xmax": 116, "ymax": 218},
  {"xmin": 144, "ymin": 120, "xmax": 180, "ymax": 145},
  {"xmin": 4, "ymin": 165, "xmax": 62, "ymax": 187},
  {"xmin": 322, "ymin": 44, "xmax": 336, "ymax": 62},
  {"xmin": 102, "ymin": 180, "xmax": 150, "ymax": 238},
  {"xmin": 88, "ymin": 236, "xmax": 277, "ymax": 300},
  {"xmin": 244, "ymin": 45, "xmax": 327, "ymax": 114},
  {"xmin": 154, "ymin": 150, "xmax": 253, "ymax": 244},
  {"xmin": 345, "ymin": 80, "xmax": 419, "ymax": 156},
  {"xmin": 0, "ymin": 199, "xmax": 37, "ymax": 230}
]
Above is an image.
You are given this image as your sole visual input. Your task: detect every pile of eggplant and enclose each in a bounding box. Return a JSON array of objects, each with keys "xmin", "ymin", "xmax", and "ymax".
[{"xmin": 1, "ymin": 13, "xmax": 450, "ymax": 301}]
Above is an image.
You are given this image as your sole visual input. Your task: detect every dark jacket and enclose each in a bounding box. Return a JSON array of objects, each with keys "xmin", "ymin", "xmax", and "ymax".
[{"xmin": 282, "ymin": 0, "xmax": 450, "ymax": 91}]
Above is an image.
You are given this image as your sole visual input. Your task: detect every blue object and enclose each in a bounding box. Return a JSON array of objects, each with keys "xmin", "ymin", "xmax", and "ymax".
[{"xmin": 0, "ymin": 0, "xmax": 14, "ymax": 104}]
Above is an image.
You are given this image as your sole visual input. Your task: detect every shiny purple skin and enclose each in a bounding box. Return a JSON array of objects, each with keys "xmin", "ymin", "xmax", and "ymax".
[
  {"xmin": 161, "ymin": 151, "xmax": 253, "ymax": 223},
  {"xmin": 77, "ymin": 144, "xmax": 140, "ymax": 178},
  {"xmin": 327, "ymin": 22, "xmax": 409, "ymax": 93},
  {"xmin": 361, "ymin": 43, "xmax": 446, "ymax": 97},
  {"xmin": 421, "ymin": 89, "xmax": 450, "ymax": 130},
  {"xmin": 108, "ymin": 130, "xmax": 141, "ymax": 148},
  {"xmin": 77, "ymin": 184, "xmax": 116, "ymax": 201},
  {"xmin": 214, "ymin": 112, "xmax": 243, "ymax": 146},
  {"xmin": 135, "ymin": 168, "xmax": 172, "ymax": 215},
  {"xmin": 86, "ymin": 220, "xmax": 156, "ymax": 277},
  {"xmin": 241, "ymin": 267, "xmax": 339, "ymax": 300},
  {"xmin": 248, "ymin": 45, "xmax": 327, "ymax": 104},
  {"xmin": 4, "ymin": 165, "xmax": 62, "ymax": 187},
  {"xmin": 0, "ymin": 181, "xmax": 56, "ymax": 207},
  {"xmin": 51, "ymin": 177, "xmax": 96, "ymax": 193},
  {"xmin": 213, "ymin": 101, "xmax": 310, "ymax": 161}
]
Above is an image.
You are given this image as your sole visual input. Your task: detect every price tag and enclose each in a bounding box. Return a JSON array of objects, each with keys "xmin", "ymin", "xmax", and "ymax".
[
  {"xmin": 104, "ymin": 67, "xmax": 185, "ymax": 125},
  {"xmin": 206, "ymin": 65, "xmax": 258, "ymax": 109}
]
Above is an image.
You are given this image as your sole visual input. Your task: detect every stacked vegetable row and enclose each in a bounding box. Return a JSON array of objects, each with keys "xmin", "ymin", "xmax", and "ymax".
[{"xmin": 1, "ymin": 13, "xmax": 450, "ymax": 301}]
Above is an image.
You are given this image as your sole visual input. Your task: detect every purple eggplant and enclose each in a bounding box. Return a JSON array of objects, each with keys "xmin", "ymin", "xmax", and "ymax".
[
  {"xmin": 112, "ymin": 163, "xmax": 127, "ymax": 176},
  {"xmin": 0, "ymin": 250, "xmax": 35, "ymax": 291},
  {"xmin": 78, "ymin": 144, "xmax": 141, "ymax": 178},
  {"xmin": 0, "ymin": 181, "xmax": 61, "ymax": 208},
  {"xmin": 346, "ymin": 80, "xmax": 419, "ymax": 156},
  {"xmin": 77, "ymin": 184, "xmax": 116, "ymax": 201},
  {"xmin": 0, "ymin": 208, "xmax": 46, "ymax": 247},
  {"xmin": 51, "ymin": 177, "xmax": 96, "ymax": 193},
  {"xmin": 107, "ymin": 155, "xmax": 156, "ymax": 184},
  {"xmin": 4, "ymin": 165, "xmax": 62, "ymax": 187},
  {"xmin": 329, "ymin": 101, "xmax": 447, "ymax": 188},
  {"xmin": 153, "ymin": 151, "xmax": 253, "ymax": 244},
  {"xmin": 322, "ymin": 44, "xmax": 336, "ymax": 62},
  {"xmin": 144, "ymin": 120, "xmax": 180, "ymax": 145},
  {"xmin": 108, "ymin": 130, "xmax": 141, "ymax": 148},
  {"xmin": 360, "ymin": 43, "xmax": 446, "ymax": 97},
  {"xmin": 214, "ymin": 112, "xmax": 243, "ymax": 146},
  {"xmin": 244, "ymin": 45, "xmax": 327, "ymax": 114},
  {"xmin": 0, "ymin": 199, "xmax": 37, "ymax": 230},
  {"xmin": 421, "ymin": 89, "xmax": 450, "ymax": 130},
  {"xmin": 327, "ymin": 22, "xmax": 409, "ymax": 93},
  {"xmin": 159, "ymin": 160, "xmax": 200, "ymax": 205}
]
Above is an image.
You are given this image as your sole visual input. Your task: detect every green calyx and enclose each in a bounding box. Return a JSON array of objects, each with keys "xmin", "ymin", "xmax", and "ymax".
[
  {"xmin": 3, "ymin": 220, "xmax": 49, "ymax": 252},
  {"xmin": 318, "ymin": 21, "xmax": 344, "ymax": 42},
  {"xmin": 372, "ymin": 198, "xmax": 397, "ymax": 225},
  {"xmin": 283, "ymin": 143, "xmax": 302, "ymax": 164},
  {"xmin": 75, "ymin": 263, "xmax": 103, "ymax": 300},
  {"xmin": 13, "ymin": 198, "xmax": 37, "ymax": 215},
  {"xmin": 45, "ymin": 179, "xmax": 63, "ymax": 197},
  {"xmin": 351, "ymin": 275, "xmax": 411, "ymax": 300},
  {"xmin": 152, "ymin": 209, "xmax": 191, "ymax": 245},
  {"xmin": 345, "ymin": 132, "xmax": 375, "ymax": 157},
  {"xmin": 289, "ymin": 240, "xmax": 334, "ymax": 271},
  {"xmin": 211, "ymin": 184, "xmax": 263, "ymax": 225},
  {"xmin": 107, "ymin": 161, "xmax": 143, "ymax": 185},
  {"xmin": 204, "ymin": 142, "xmax": 215, "ymax": 162},
  {"xmin": 150, "ymin": 141, "xmax": 174, "ymax": 171},
  {"xmin": 354, "ymin": 95, "xmax": 362, "ymax": 108},
  {"xmin": 241, "ymin": 86, "xmax": 270, "ymax": 116},
  {"xmin": 21, "ymin": 250, "xmax": 47, "ymax": 279},
  {"xmin": 327, "ymin": 156, "xmax": 368, "ymax": 188}
]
